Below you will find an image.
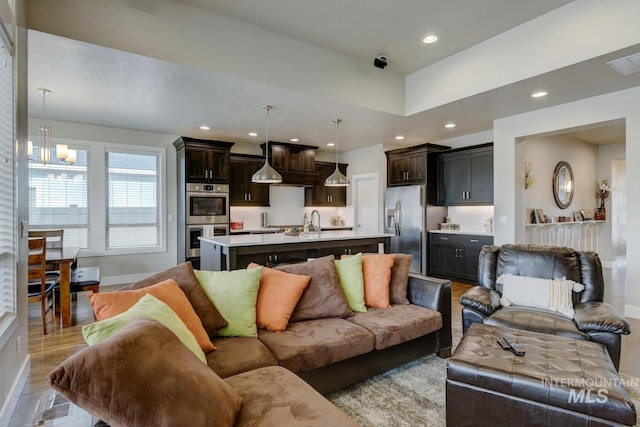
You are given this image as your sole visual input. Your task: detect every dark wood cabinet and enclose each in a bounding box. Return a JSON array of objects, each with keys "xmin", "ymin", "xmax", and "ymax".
[
  {"xmin": 437, "ymin": 144, "xmax": 493, "ymax": 205},
  {"xmin": 304, "ymin": 162, "xmax": 347, "ymax": 207},
  {"xmin": 386, "ymin": 143, "xmax": 450, "ymax": 187},
  {"xmin": 270, "ymin": 144, "xmax": 316, "ymax": 173},
  {"xmin": 387, "ymin": 150, "xmax": 427, "ymax": 186},
  {"xmin": 261, "ymin": 141, "xmax": 318, "ymax": 185},
  {"xmin": 229, "ymin": 155, "xmax": 270, "ymax": 206},
  {"xmin": 174, "ymin": 137, "xmax": 235, "ymax": 265},
  {"xmin": 174, "ymin": 137, "xmax": 234, "ymax": 184},
  {"xmin": 429, "ymin": 233, "xmax": 493, "ymax": 284}
]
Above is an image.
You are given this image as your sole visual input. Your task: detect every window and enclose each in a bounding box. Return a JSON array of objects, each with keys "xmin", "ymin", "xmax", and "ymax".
[
  {"xmin": 28, "ymin": 142, "xmax": 165, "ymax": 256},
  {"xmin": 106, "ymin": 149, "xmax": 162, "ymax": 250},
  {"xmin": 28, "ymin": 147, "xmax": 90, "ymax": 248},
  {"xmin": 0, "ymin": 38, "xmax": 15, "ymax": 327}
]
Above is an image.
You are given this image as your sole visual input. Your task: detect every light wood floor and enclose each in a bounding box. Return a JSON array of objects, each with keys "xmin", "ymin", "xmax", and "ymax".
[
  {"xmin": 9, "ymin": 289, "xmax": 114, "ymax": 427},
  {"xmin": 8, "ymin": 271, "xmax": 640, "ymax": 426}
]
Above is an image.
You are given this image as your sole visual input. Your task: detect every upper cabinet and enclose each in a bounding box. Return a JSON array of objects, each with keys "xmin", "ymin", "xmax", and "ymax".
[
  {"xmin": 386, "ymin": 143, "xmax": 450, "ymax": 187},
  {"xmin": 174, "ymin": 137, "xmax": 234, "ymax": 184},
  {"xmin": 261, "ymin": 141, "xmax": 318, "ymax": 186},
  {"xmin": 436, "ymin": 144, "xmax": 493, "ymax": 206},
  {"xmin": 305, "ymin": 162, "xmax": 348, "ymax": 207},
  {"xmin": 229, "ymin": 155, "xmax": 270, "ymax": 206}
]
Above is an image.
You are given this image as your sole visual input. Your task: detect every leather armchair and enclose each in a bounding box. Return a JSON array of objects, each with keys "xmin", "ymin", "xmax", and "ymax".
[{"xmin": 460, "ymin": 244, "xmax": 631, "ymax": 370}]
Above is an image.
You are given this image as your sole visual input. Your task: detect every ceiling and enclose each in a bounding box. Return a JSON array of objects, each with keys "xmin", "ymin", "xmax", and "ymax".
[
  {"xmin": 27, "ymin": 1, "xmax": 637, "ymax": 152},
  {"xmin": 179, "ymin": 0, "xmax": 573, "ymax": 75}
]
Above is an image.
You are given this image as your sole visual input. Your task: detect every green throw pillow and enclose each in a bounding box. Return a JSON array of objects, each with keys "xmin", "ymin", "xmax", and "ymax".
[
  {"xmin": 195, "ymin": 268, "xmax": 263, "ymax": 337},
  {"xmin": 335, "ymin": 253, "xmax": 367, "ymax": 312},
  {"xmin": 82, "ymin": 294, "xmax": 206, "ymax": 364}
]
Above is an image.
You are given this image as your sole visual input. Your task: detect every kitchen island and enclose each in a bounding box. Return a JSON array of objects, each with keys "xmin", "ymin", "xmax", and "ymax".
[{"xmin": 200, "ymin": 231, "xmax": 392, "ymax": 271}]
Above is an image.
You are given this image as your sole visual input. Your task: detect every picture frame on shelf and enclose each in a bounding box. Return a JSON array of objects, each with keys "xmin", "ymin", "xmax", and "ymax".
[
  {"xmin": 535, "ymin": 208, "xmax": 550, "ymax": 224},
  {"xmin": 573, "ymin": 211, "xmax": 583, "ymax": 222},
  {"xmin": 580, "ymin": 209, "xmax": 594, "ymax": 220}
]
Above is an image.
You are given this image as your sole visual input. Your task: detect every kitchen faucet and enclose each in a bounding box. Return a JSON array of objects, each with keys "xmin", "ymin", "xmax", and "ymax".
[{"xmin": 310, "ymin": 210, "xmax": 321, "ymax": 238}]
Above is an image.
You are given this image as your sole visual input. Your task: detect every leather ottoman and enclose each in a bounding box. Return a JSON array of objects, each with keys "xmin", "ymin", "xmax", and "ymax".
[{"xmin": 446, "ymin": 324, "xmax": 636, "ymax": 426}]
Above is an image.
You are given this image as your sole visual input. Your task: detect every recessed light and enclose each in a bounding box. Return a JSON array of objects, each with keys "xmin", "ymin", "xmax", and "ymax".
[
  {"xmin": 248, "ymin": 132, "xmax": 258, "ymax": 137},
  {"xmin": 395, "ymin": 135, "xmax": 405, "ymax": 140},
  {"xmin": 199, "ymin": 125, "xmax": 210, "ymax": 130},
  {"xmin": 290, "ymin": 138, "xmax": 299, "ymax": 142},
  {"xmin": 422, "ymin": 35, "xmax": 438, "ymax": 44},
  {"xmin": 327, "ymin": 142, "xmax": 335, "ymax": 147},
  {"xmin": 445, "ymin": 123, "xmax": 456, "ymax": 128},
  {"xmin": 531, "ymin": 91, "xmax": 548, "ymax": 98}
]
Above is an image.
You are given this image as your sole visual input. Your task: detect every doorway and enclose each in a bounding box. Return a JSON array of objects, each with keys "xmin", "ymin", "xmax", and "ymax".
[{"xmin": 352, "ymin": 173, "xmax": 379, "ymax": 233}]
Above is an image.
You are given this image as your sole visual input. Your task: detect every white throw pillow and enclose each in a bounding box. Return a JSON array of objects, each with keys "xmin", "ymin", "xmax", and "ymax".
[{"xmin": 497, "ymin": 274, "xmax": 585, "ymax": 318}]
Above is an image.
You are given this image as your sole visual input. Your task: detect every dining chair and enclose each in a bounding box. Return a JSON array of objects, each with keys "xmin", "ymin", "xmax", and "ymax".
[
  {"xmin": 28, "ymin": 229, "xmax": 64, "ymax": 249},
  {"xmin": 28, "ymin": 229, "xmax": 66, "ymax": 273},
  {"xmin": 28, "ymin": 237, "xmax": 57, "ymax": 334},
  {"xmin": 55, "ymin": 266, "xmax": 101, "ymax": 302}
]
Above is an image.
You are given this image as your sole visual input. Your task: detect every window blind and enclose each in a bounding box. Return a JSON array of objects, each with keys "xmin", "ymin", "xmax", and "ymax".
[
  {"xmin": 0, "ymin": 40, "xmax": 15, "ymax": 324},
  {"xmin": 28, "ymin": 148, "xmax": 90, "ymax": 248},
  {"xmin": 105, "ymin": 149, "xmax": 161, "ymax": 250}
]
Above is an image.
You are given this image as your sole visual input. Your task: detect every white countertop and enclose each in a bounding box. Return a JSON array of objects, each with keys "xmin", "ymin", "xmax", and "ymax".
[
  {"xmin": 201, "ymin": 231, "xmax": 391, "ymax": 247},
  {"xmin": 429, "ymin": 230, "xmax": 494, "ymax": 236}
]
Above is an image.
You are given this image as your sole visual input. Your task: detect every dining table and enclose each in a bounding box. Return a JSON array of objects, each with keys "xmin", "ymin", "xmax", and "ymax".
[{"xmin": 46, "ymin": 245, "xmax": 80, "ymax": 328}]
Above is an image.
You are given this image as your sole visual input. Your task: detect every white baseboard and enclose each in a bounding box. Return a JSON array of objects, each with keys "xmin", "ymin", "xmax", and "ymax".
[
  {"xmin": 624, "ymin": 304, "xmax": 640, "ymax": 320},
  {"xmin": 0, "ymin": 354, "xmax": 30, "ymax": 427},
  {"xmin": 100, "ymin": 273, "xmax": 157, "ymax": 287}
]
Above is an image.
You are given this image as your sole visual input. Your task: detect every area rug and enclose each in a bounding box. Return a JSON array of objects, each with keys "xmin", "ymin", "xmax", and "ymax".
[{"xmin": 327, "ymin": 329, "xmax": 640, "ymax": 427}]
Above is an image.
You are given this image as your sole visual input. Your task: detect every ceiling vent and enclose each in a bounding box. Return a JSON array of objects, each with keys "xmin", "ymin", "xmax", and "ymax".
[{"xmin": 607, "ymin": 52, "xmax": 640, "ymax": 76}]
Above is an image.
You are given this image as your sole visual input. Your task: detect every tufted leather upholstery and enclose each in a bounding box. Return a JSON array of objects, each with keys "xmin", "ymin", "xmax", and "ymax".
[
  {"xmin": 446, "ymin": 324, "xmax": 637, "ymax": 426},
  {"xmin": 460, "ymin": 244, "xmax": 630, "ymax": 370}
]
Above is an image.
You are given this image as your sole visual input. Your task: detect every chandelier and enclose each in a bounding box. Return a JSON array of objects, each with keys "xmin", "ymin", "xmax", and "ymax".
[{"xmin": 28, "ymin": 88, "xmax": 75, "ymax": 165}]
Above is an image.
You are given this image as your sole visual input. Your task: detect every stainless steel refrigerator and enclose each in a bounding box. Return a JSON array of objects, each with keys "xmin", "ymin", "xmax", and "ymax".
[{"xmin": 384, "ymin": 185, "xmax": 446, "ymax": 275}]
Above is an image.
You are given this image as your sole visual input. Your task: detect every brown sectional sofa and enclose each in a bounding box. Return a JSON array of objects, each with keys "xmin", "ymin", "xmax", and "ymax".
[
  {"xmin": 49, "ymin": 257, "xmax": 452, "ymax": 426},
  {"xmin": 206, "ymin": 272, "xmax": 452, "ymax": 395}
]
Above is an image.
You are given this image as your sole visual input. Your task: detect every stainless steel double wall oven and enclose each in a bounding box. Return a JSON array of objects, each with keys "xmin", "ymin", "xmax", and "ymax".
[{"xmin": 185, "ymin": 183, "xmax": 229, "ymax": 260}]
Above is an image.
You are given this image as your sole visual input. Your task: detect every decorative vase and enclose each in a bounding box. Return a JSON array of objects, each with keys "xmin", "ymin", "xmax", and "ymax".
[{"xmin": 595, "ymin": 199, "xmax": 606, "ymax": 220}]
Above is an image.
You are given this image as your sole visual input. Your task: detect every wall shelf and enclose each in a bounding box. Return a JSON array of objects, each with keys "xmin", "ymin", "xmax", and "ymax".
[{"xmin": 525, "ymin": 220, "xmax": 605, "ymax": 251}]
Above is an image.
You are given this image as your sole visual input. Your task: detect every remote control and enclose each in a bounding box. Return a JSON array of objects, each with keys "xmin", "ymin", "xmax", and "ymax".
[
  {"xmin": 497, "ymin": 338, "xmax": 511, "ymax": 350},
  {"xmin": 505, "ymin": 338, "xmax": 526, "ymax": 356}
]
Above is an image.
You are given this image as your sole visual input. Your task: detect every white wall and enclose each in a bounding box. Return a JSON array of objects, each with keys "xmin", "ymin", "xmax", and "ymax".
[
  {"xmin": 598, "ymin": 143, "xmax": 626, "ymax": 265},
  {"xmin": 494, "ymin": 86, "xmax": 640, "ymax": 319},
  {"xmin": 522, "ymin": 135, "xmax": 598, "ymax": 222}
]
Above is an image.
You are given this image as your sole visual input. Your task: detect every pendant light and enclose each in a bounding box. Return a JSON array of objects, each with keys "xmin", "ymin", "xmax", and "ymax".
[
  {"xmin": 325, "ymin": 118, "xmax": 350, "ymax": 187},
  {"xmin": 31, "ymin": 88, "xmax": 76, "ymax": 165},
  {"xmin": 35, "ymin": 88, "xmax": 53, "ymax": 164},
  {"xmin": 252, "ymin": 105, "xmax": 282, "ymax": 184}
]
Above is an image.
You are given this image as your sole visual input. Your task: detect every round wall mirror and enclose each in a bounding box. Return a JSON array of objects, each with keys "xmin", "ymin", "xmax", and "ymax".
[{"xmin": 553, "ymin": 161, "xmax": 574, "ymax": 209}]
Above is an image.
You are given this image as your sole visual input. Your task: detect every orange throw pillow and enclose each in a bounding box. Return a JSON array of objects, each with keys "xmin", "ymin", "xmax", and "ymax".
[
  {"xmin": 361, "ymin": 254, "xmax": 396, "ymax": 308},
  {"xmin": 248, "ymin": 263, "xmax": 311, "ymax": 332},
  {"xmin": 88, "ymin": 279, "xmax": 215, "ymax": 352}
]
